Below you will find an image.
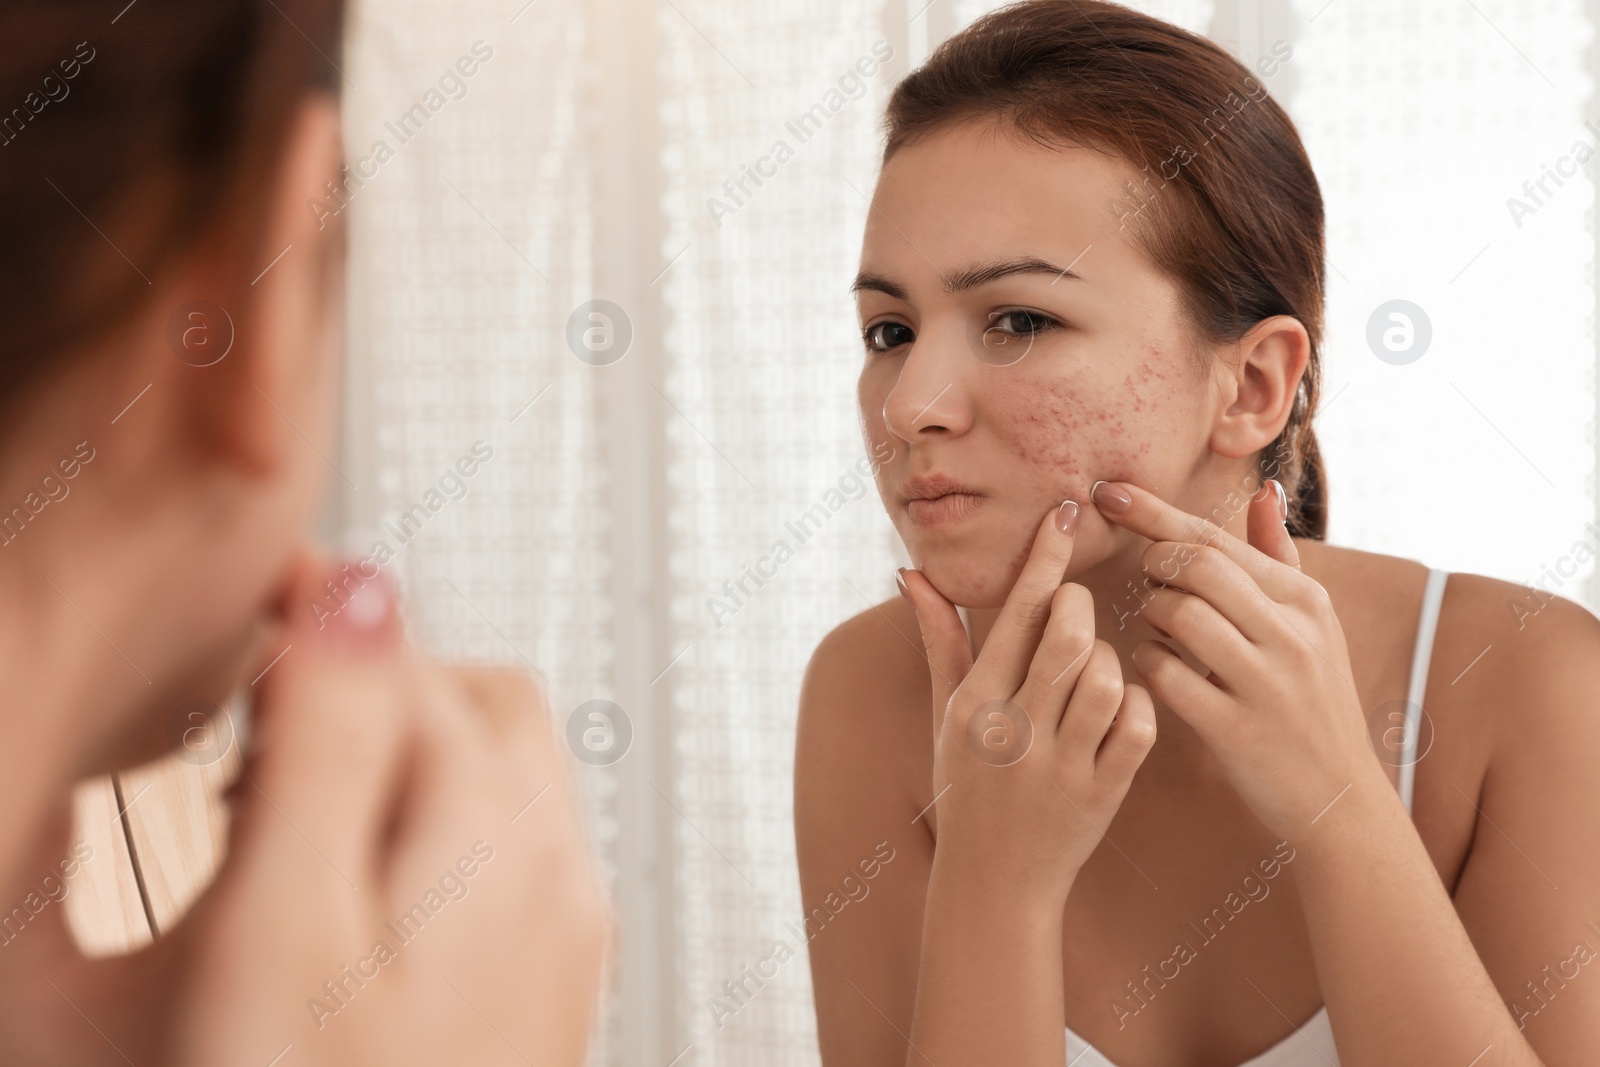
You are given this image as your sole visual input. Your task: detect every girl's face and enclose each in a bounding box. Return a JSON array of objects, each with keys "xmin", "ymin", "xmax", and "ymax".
[{"xmin": 856, "ymin": 119, "xmax": 1225, "ymax": 607}]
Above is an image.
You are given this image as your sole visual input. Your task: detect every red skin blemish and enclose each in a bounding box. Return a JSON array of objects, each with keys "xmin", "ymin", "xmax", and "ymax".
[{"xmin": 988, "ymin": 342, "xmax": 1182, "ymax": 488}]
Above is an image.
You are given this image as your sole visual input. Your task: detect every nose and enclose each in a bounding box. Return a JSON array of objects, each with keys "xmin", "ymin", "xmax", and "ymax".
[{"xmin": 881, "ymin": 324, "xmax": 975, "ymax": 442}]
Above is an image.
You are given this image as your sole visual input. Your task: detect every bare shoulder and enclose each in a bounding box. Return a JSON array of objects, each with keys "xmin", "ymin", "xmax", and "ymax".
[
  {"xmin": 1295, "ymin": 538, "xmax": 1430, "ymax": 617},
  {"xmin": 796, "ymin": 599, "xmax": 939, "ymax": 1067},
  {"xmin": 1436, "ymin": 568, "xmax": 1600, "ymax": 741},
  {"xmin": 800, "ymin": 597, "xmax": 932, "ymax": 724},
  {"xmin": 1423, "ymin": 572, "xmax": 1600, "ymax": 1054},
  {"xmin": 1295, "ymin": 539, "xmax": 1436, "ymax": 694},
  {"xmin": 1300, "ymin": 536, "xmax": 1600, "ymax": 761},
  {"xmin": 796, "ymin": 597, "xmax": 933, "ymax": 807}
]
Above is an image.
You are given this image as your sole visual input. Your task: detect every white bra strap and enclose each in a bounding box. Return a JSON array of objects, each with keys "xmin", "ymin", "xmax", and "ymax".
[{"xmin": 1397, "ymin": 568, "xmax": 1449, "ymax": 815}]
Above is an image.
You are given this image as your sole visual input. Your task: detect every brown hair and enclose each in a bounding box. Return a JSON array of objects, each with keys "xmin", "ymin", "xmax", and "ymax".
[
  {"xmin": 0, "ymin": 0, "xmax": 346, "ymax": 409},
  {"xmin": 882, "ymin": 0, "xmax": 1328, "ymax": 538}
]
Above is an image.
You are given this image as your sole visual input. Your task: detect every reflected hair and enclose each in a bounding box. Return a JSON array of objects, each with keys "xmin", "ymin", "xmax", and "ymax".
[{"xmin": 881, "ymin": 0, "xmax": 1328, "ymax": 538}]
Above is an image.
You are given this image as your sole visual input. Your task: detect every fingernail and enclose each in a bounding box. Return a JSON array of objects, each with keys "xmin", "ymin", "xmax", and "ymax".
[
  {"xmin": 316, "ymin": 563, "xmax": 398, "ymax": 649},
  {"xmin": 1091, "ymin": 480, "xmax": 1132, "ymax": 514},
  {"xmin": 1271, "ymin": 479, "xmax": 1288, "ymax": 524},
  {"xmin": 1055, "ymin": 499, "xmax": 1079, "ymax": 536},
  {"xmin": 895, "ymin": 568, "xmax": 912, "ymax": 605}
]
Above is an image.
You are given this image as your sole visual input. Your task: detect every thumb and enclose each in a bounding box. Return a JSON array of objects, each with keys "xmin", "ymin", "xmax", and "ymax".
[
  {"xmin": 1248, "ymin": 478, "xmax": 1301, "ymax": 570},
  {"xmin": 898, "ymin": 568, "xmax": 974, "ymax": 738}
]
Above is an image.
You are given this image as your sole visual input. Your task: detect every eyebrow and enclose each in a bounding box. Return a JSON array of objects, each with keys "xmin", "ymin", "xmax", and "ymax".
[{"xmin": 850, "ymin": 255, "xmax": 1086, "ymax": 300}]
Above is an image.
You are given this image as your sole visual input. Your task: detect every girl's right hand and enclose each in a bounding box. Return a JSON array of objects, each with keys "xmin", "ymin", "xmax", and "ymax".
[
  {"xmin": 171, "ymin": 553, "xmax": 611, "ymax": 1067},
  {"xmin": 898, "ymin": 500, "xmax": 1158, "ymax": 903}
]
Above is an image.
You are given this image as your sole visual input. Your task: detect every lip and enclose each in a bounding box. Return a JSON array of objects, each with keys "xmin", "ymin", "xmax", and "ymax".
[{"xmin": 902, "ymin": 474, "xmax": 985, "ymax": 527}]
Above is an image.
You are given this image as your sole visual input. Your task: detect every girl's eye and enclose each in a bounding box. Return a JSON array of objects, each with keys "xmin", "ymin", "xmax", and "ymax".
[
  {"xmin": 863, "ymin": 321, "xmax": 915, "ymax": 353},
  {"xmin": 984, "ymin": 309, "xmax": 1060, "ymax": 338}
]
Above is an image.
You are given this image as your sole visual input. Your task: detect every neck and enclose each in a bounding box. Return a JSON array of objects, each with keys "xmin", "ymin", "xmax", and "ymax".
[
  {"xmin": 0, "ymin": 366, "xmax": 258, "ymax": 895},
  {"xmin": 0, "ymin": 545, "xmax": 137, "ymax": 893}
]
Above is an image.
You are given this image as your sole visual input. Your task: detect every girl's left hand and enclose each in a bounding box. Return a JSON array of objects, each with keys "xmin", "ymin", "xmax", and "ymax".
[{"xmin": 1090, "ymin": 478, "xmax": 1381, "ymax": 842}]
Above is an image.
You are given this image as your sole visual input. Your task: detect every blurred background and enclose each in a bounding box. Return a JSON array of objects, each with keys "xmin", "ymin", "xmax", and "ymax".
[{"xmin": 66, "ymin": 0, "xmax": 1600, "ymax": 1063}]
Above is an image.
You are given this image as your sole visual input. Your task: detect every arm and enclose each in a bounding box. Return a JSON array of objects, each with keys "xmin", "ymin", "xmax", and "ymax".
[
  {"xmin": 795, "ymin": 608, "xmax": 936, "ymax": 1067},
  {"xmin": 897, "ymin": 506, "xmax": 1156, "ymax": 1066},
  {"xmin": 1090, "ymin": 479, "xmax": 1600, "ymax": 1065},
  {"xmin": 1293, "ymin": 591, "xmax": 1600, "ymax": 1066},
  {"xmin": 798, "ymin": 506, "xmax": 1154, "ymax": 1067},
  {"xmin": 910, "ymin": 852, "xmax": 1068, "ymax": 1066}
]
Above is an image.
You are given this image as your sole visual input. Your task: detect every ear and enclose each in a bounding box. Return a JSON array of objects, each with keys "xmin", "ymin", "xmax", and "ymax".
[
  {"xmin": 1207, "ymin": 314, "xmax": 1309, "ymax": 460},
  {"xmin": 172, "ymin": 93, "xmax": 346, "ymax": 479}
]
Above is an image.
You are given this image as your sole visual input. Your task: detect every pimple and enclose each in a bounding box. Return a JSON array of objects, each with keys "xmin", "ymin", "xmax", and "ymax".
[
  {"xmin": 994, "ymin": 375, "xmax": 1143, "ymax": 474},
  {"xmin": 994, "ymin": 376, "xmax": 1080, "ymax": 468}
]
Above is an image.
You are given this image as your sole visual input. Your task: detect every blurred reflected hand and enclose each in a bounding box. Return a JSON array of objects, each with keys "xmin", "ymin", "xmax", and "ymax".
[
  {"xmin": 0, "ymin": 551, "xmax": 610, "ymax": 1067},
  {"xmin": 162, "ymin": 552, "xmax": 611, "ymax": 1066}
]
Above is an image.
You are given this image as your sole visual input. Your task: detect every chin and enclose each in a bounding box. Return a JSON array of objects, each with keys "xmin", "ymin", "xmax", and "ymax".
[
  {"xmin": 78, "ymin": 612, "xmax": 266, "ymax": 778},
  {"xmin": 924, "ymin": 570, "xmax": 1013, "ymax": 609},
  {"xmin": 908, "ymin": 536, "xmax": 1032, "ymax": 609},
  {"xmin": 905, "ymin": 513, "xmax": 1106, "ymax": 610}
]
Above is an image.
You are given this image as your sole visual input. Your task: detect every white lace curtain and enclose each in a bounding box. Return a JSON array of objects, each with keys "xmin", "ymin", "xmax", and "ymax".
[{"xmin": 338, "ymin": 0, "xmax": 1596, "ymax": 1062}]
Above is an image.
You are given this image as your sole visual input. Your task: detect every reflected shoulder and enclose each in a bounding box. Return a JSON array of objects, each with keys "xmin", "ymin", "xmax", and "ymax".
[{"xmin": 802, "ymin": 596, "xmax": 931, "ymax": 713}]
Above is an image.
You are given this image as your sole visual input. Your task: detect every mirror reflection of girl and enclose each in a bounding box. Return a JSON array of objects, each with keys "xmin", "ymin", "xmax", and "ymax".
[
  {"xmin": 796, "ymin": 3, "xmax": 1600, "ymax": 1064},
  {"xmin": 0, "ymin": 3, "xmax": 606, "ymax": 1064}
]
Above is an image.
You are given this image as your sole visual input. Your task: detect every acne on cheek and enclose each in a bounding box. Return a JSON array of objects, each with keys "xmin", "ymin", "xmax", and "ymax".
[{"xmin": 994, "ymin": 353, "xmax": 1175, "ymax": 473}]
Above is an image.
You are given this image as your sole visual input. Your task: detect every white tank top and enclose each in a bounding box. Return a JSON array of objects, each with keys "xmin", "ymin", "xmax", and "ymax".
[{"xmin": 1066, "ymin": 567, "xmax": 1450, "ymax": 1067}]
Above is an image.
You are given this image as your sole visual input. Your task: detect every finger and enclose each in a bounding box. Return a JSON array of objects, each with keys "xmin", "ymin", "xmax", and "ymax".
[
  {"xmin": 448, "ymin": 664, "xmax": 554, "ymax": 757},
  {"xmin": 1057, "ymin": 639, "xmax": 1125, "ymax": 768},
  {"xmin": 449, "ymin": 664, "xmax": 536, "ymax": 733},
  {"xmin": 1094, "ymin": 682, "xmax": 1158, "ymax": 781},
  {"xmin": 970, "ymin": 499, "xmax": 1081, "ymax": 694},
  {"xmin": 379, "ymin": 659, "xmax": 507, "ymax": 896},
  {"xmin": 1139, "ymin": 540, "xmax": 1281, "ymax": 646},
  {"xmin": 899, "ymin": 567, "xmax": 974, "ymax": 735},
  {"xmin": 447, "ymin": 664, "xmax": 574, "ymax": 830},
  {"xmin": 1248, "ymin": 478, "xmax": 1301, "ymax": 571},
  {"xmin": 1090, "ymin": 480, "xmax": 1298, "ymax": 600},
  {"xmin": 1130, "ymin": 639, "xmax": 1232, "ymax": 734},
  {"xmin": 391, "ymin": 659, "xmax": 606, "ymax": 1028},
  {"xmin": 1013, "ymin": 582, "xmax": 1095, "ymax": 729},
  {"xmin": 223, "ymin": 564, "xmax": 410, "ymax": 926},
  {"xmin": 1140, "ymin": 587, "xmax": 1264, "ymax": 692},
  {"xmin": 239, "ymin": 543, "xmax": 329, "ymax": 680},
  {"xmin": 262, "ymin": 543, "xmax": 331, "ymax": 625}
]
